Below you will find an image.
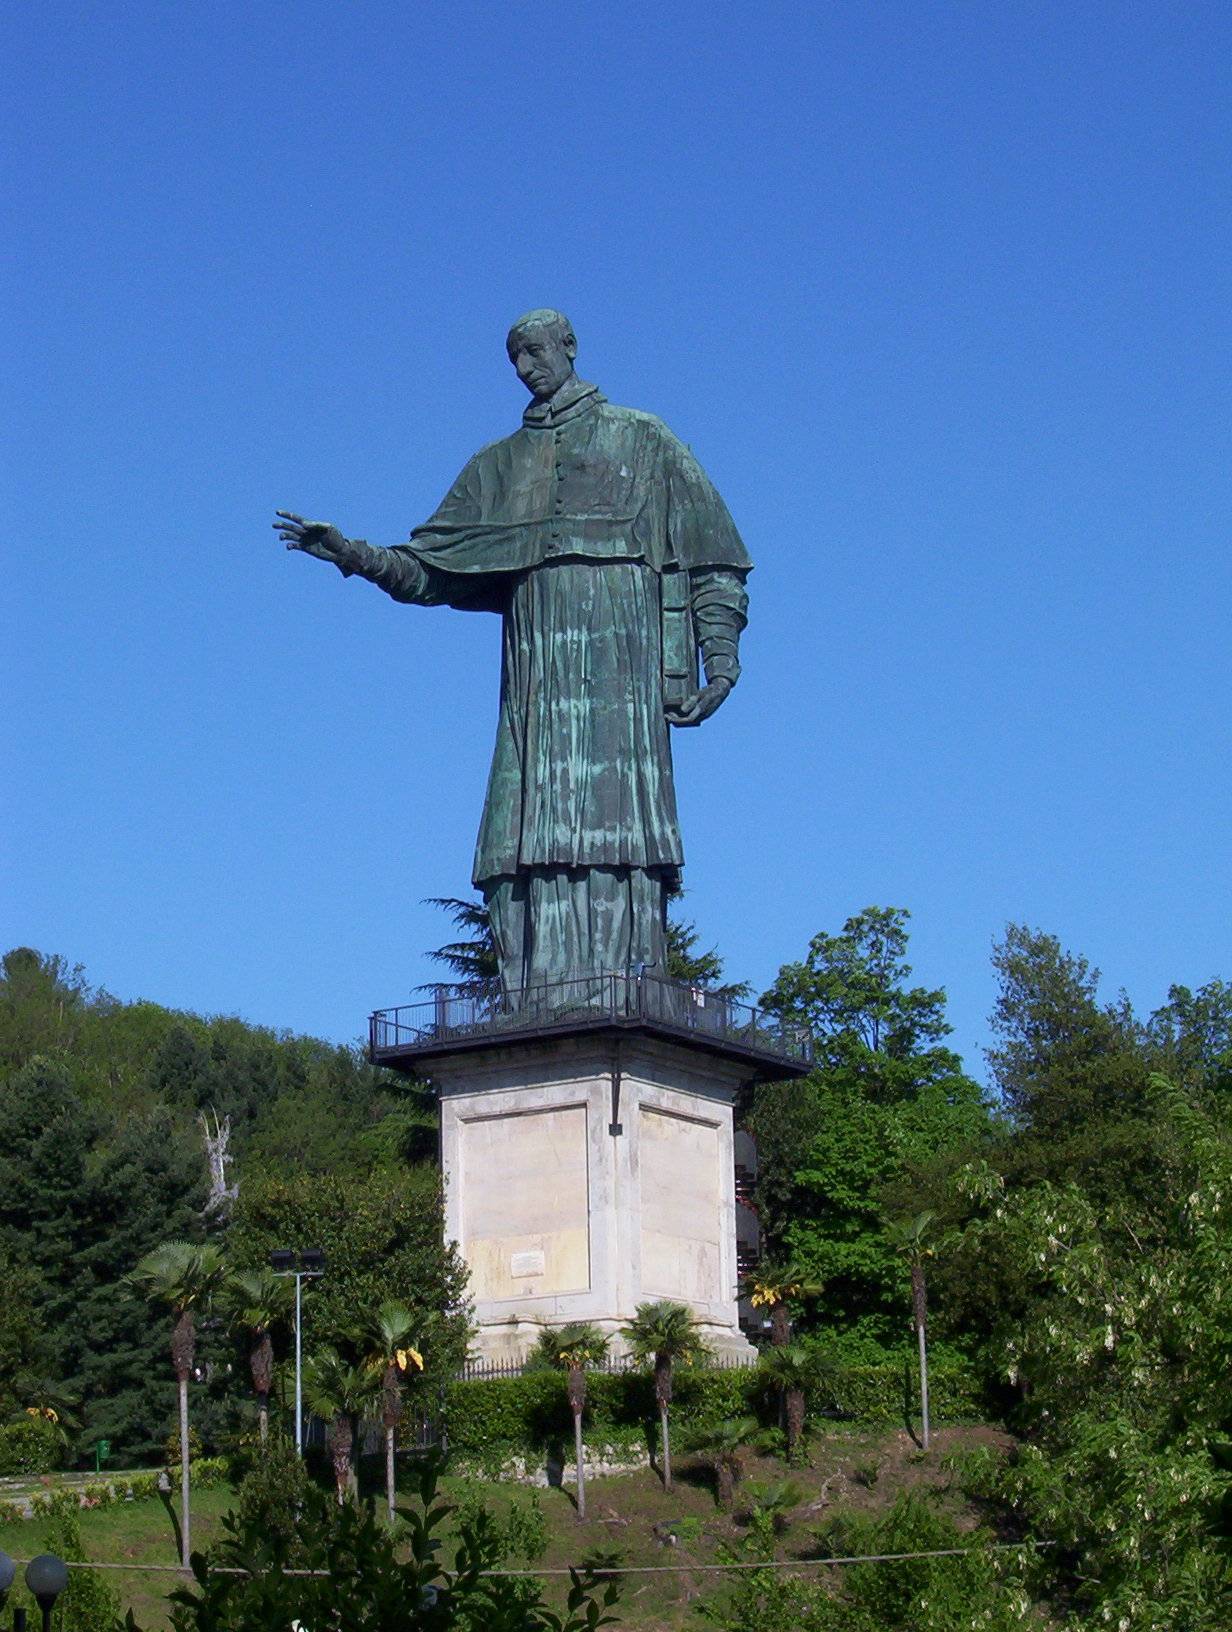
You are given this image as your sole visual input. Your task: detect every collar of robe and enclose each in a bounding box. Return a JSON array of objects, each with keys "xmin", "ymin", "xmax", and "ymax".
[{"xmin": 522, "ymin": 376, "xmax": 604, "ymax": 428}]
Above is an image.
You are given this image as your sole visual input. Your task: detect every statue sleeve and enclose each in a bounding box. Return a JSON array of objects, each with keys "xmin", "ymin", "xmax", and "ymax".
[
  {"xmin": 690, "ymin": 569, "xmax": 749, "ymax": 687},
  {"xmin": 333, "ymin": 538, "xmax": 434, "ymax": 603}
]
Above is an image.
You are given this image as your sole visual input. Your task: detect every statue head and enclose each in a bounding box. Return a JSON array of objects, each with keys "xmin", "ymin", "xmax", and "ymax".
[{"xmin": 506, "ymin": 308, "xmax": 577, "ymax": 401}]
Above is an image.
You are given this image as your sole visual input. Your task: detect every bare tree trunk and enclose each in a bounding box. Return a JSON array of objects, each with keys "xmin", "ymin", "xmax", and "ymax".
[
  {"xmin": 178, "ymin": 1375, "xmax": 191, "ymax": 1567},
  {"xmin": 659, "ymin": 1404, "xmax": 672, "ymax": 1491},
  {"xmin": 573, "ymin": 1408, "xmax": 586, "ymax": 1520},
  {"xmin": 716, "ymin": 1458, "xmax": 735, "ymax": 1510},
  {"xmin": 912, "ymin": 1262, "xmax": 930, "ymax": 1450},
  {"xmin": 386, "ymin": 1425, "xmax": 396, "ymax": 1523},
  {"xmin": 770, "ymin": 1304, "xmax": 790, "ymax": 1346},
  {"xmin": 258, "ymin": 1400, "xmax": 268, "ymax": 1446},
  {"xmin": 785, "ymin": 1387, "xmax": 805, "ymax": 1464},
  {"xmin": 917, "ymin": 1315, "xmax": 931, "ymax": 1450},
  {"xmin": 329, "ymin": 1416, "xmax": 353, "ymax": 1505}
]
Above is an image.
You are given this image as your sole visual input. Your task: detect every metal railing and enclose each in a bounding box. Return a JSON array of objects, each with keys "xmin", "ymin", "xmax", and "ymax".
[
  {"xmin": 369, "ymin": 970, "xmax": 812, "ymax": 1068},
  {"xmin": 456, "ymin": 1350, "xmax": 757, "ymax": 1382}
]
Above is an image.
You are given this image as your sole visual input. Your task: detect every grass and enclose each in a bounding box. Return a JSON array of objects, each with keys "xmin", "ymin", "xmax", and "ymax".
[{"xmin": 0, "ymin": 1424, "xmax": 1012, "ymax": 1629}]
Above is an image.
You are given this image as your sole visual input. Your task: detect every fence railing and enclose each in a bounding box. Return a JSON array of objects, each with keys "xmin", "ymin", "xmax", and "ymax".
[
  {"xmin": 455, "ymin": 1349, "xmax": 757, "ymax": 1383},
  {"xmin": 370, "ymin": 970, "xmax": 812, "ymax": 1069}
]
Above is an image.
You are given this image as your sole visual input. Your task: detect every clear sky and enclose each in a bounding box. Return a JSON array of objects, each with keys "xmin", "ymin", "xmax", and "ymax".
[{"xmin": 5, "ymin": 1, "xmax": 1229, "ymax": 1074}]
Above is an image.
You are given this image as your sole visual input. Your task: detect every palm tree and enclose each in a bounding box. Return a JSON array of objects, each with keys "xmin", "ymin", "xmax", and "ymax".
[
  {"xmin": 221, "ymin": 1268, "xmax": 294, "ymax": 1445},
  {"xmin": 126, "ymin": 1240, "xmax": 228, "ymax": 1565},
  {"xmin": 685, "ymin": 1415, "xmax": 762, "ymax": 1509},
  {"xmin": 887, "ymin": 1211, "xmax": 937, "ymax": 1450},
  {"xmin": 531, "ymin": 1323, "xmax": 609, "ymax": 1520},
  {"xmin": 621, "ymin": 1300, "xmax": 704, "ymax": 1491},
  {"xmin": 355, "ymin": 1301, "xmax": 424, "ymax": 1523},
  {"xmin": 759, "ymin": 1343, "xmax": 827, "ymax": 1465},
  {"xmin": 742, "ymin": 1260, "xmax": 822, "ymax": 1346},
  {"xmin": 303, "ymin": 1346, "xmax": 379, "ymax": 1504}
]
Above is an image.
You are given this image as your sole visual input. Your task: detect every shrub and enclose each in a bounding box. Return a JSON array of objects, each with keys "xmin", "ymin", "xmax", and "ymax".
[
  {"xmin": 129, "ymin": 1453, "xmax": 618, "ymax": 1631},
  {"xmin": 441, "ymin": 1359, "xmax": 985, "ymax": 1472},
  {"xmin": 0, "ymin": 1415, "xmax": 62, "ymax": 1476}
]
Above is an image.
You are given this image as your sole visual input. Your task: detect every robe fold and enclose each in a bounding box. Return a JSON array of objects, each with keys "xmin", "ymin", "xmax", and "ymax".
[{"xmin": 345, "ymin": 377, "xmax": 751, "ymax": 959}]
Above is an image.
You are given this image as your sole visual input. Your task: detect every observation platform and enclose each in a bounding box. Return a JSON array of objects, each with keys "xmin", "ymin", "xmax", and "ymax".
[{"xmin": 368, "ymin": 970, "xmax": 812, "ymax": 1084}]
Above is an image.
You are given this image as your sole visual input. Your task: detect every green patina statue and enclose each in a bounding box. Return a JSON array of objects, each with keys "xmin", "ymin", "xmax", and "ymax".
[{"xmin": 275, "ymin": 310, "xmax": 751, "ymax": 994}]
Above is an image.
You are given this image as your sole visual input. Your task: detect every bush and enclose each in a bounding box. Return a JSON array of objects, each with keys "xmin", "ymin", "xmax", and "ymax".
[
  {"xmin": 442, "ymin": 1359, "xmax": 985, "ymax": 1472},
  {"xmin": 130, "ymin": 1454, "xmax": 618, "ymax": 1631},
  {"xmin": 0, "ymin": 1414, "xmax": 63, "ymax": 1475},
  {"xmin": 2, "ymin": 1508, "xmax": 124, "ymax": 1632}
]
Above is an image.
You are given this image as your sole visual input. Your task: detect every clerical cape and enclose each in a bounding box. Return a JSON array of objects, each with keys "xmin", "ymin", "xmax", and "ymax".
[{"xmin": 369, "ymin": 379, "xmax": 751, "ymax": 891}]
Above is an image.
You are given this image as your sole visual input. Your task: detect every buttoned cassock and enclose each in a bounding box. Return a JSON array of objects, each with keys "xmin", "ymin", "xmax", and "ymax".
[{"xmin": 336, "ymin": 376, "xmax": 751, "ymax": 988}]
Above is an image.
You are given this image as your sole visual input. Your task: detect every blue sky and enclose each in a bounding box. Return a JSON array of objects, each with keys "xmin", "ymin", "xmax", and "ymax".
[{"xmin": 5, "ymin": 1, "xmax": 1229, "ymax": 1074}]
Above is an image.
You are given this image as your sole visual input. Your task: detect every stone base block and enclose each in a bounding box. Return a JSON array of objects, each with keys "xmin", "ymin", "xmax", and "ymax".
[{"xmin": 434, "ymin": 1030, "xmax": 756, "ymax": 1366}]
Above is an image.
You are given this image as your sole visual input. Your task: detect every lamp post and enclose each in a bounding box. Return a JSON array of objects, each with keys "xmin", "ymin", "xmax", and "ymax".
[
  {"xmin": 24, "ymin": 1556, "xmax": 68, "ymax": 1632},
  {"xmin": 269, "ymin": 1247, "xmax": 325, "ymax": 1455}
]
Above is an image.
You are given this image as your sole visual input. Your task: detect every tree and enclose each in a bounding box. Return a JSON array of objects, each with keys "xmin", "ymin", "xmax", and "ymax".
[
  {"xmin": 686, "ymin": 1415, "xmax": 762, "ymax": 1509},
  {"xmin": 356, "ymin": 1300, "xmax": 424, "ymax": 1522},
  {"xmin": 622, "ymin": 1300, "xmax": 704, "ymax": 1489},
  {"xmin": 423, "ymin": 896, "xmax": 500, "ymax": 994},
  {"xmin": 947, "ymin": 1075, "xmax": 1232, "ymax": 1628},
  {"xmin": 530, "ymin": 1323, "xmax": 609, "ymax": 1519},
  {"xmin": 748, "ymin": 910, "xmax": 991, "ymax": 1356},
  {"xmin": 126, "ymin": 1240, "xmax": 228, "ymax": 1564},
  {"xmin": 0, "ymin": 1250, "xmax": 44, "ymax": 1416},
  {"xmin": 228, "ymin": 1167, "xmax": 471, "ymax": 1380},
  {"xmin": 885, "ymin": 1212, "xmax": 936, "ymax": 1450},
  {"xmin": 760, "ymin": 908, "xmax": 964, "ymax": 1098},
  {"xmin": 664, "ymin": 894, "xmax": 751, "ymax": 998},
  {"xmin": 742, "ymin": 1261, "xmax": 822, "ymax": 1346},
  {"xmin": 303, "ymin": 1345, "xmax": 379, "ymax": 1504},
  {"xmin": 222, "ymin": 1268, "xmax": 294, "ymax": 1444},
  {"xmin": 759, "ymin": 1343, "xmax": 830, "ymax": 1465}
]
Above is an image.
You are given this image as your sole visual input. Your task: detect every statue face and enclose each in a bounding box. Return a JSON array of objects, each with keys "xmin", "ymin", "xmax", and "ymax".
[{"xmin": 508, "ymin": 325, "xmax": 575, "ymax": 401}]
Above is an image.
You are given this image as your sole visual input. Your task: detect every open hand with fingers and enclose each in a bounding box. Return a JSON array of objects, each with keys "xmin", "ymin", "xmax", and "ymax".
[{"xmin": 273, "ymin": 510, "xmax": 350, "ymax": 565}]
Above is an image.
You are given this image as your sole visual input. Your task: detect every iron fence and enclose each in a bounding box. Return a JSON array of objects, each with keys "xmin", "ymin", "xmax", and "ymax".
[{"xmin": 370, "ymin": 970, "xmax": 811, "ymax": 1069}]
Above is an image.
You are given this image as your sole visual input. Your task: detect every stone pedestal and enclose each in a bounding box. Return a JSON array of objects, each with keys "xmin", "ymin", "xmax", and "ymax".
[
  {"xmin": 435, "ymin": 1032, "xmax": 753, "ymax": 1363},
  {"xmin": 368, "ymin": 974, "xmax": 812, "ymax": 1365}
]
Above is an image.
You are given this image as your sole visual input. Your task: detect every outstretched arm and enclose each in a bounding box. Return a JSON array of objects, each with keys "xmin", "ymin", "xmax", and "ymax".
[
  {"xmin": 273, "ymin": 511, "xmax": 429, "ymax": 602},
  {"xmin": 665, "ymin": 569, "xmax": 749, "ymax": 728}
]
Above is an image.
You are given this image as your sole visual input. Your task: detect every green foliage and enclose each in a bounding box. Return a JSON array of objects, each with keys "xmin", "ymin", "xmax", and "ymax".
[
  {"xmin": 621, "ymin": 1300, "xmax": 705, "ymax": 1371},
  {"xmin": 0, "ymin": 945, "xmax": 438, "ymax": 1466},
  {"xmin": 234, "ymin": 1433, "xmax": 314, "ymax": 1554},
  {"xmin": 453, "ymin": 1486, "xmax": 548, "ymax": 1566},
  {"xmin": 759, "ymin": 908, "xmax": 966, "ymax": 1095},
  {"xmin": 749, "ymin": 908, "xmax": 995, "ymax": 1355},
  {"xmin": 703, "ymin": 1493, "xmax": 1037, "ymax": 1632},
  {"xmin": 0, "ymin": 1248, "xmax": 44, "ymax": 1412},
  {"xmin": 440, "ymin": 1361, "xmax": 983, "ymax": 1473},
  {"xmin": 943, "ymin": 1074, "xmax": 1232, "ymax": 1627},
  {"xmin": 0, "ymin": 1412, "xmax": 63, "ymax": 1474},
  {"xmin": 229, "ymin": 1167, "xmax": 470, "ymax": 1378},
  {"xmin": 133, "ymin": 1453, "xmax": 620, "ymax": 1632},
  {"xmin": 9, "ymin": 1506, "xmax": 125, "ymax": 1631}
]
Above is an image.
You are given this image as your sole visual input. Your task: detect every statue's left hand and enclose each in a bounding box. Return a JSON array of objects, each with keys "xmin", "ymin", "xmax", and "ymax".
[{"xmin": 666, "ymin": 677, "xmax": 732, "ymax": 728}]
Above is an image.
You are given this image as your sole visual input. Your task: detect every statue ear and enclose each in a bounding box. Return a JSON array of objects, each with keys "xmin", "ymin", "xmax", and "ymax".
[{"xmin": 564, "ymin": 333, "xmax": 578, "ymax": 360}]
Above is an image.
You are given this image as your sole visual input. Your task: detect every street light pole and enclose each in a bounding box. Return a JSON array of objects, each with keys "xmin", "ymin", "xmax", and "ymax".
[
  {"xmin": 294, "ymin": 1270, "xmax": 304, "ymax": 1455},
  {"xmin": 270, "ymin": 1248, "xmax": 325, "ymax": 1458}
]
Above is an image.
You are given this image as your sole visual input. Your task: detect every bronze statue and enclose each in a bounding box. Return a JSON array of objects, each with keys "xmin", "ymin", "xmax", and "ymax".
[{"xmin": 276, "ymin": 310, "xmax": 750, "ymax": 994}]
